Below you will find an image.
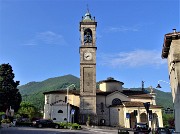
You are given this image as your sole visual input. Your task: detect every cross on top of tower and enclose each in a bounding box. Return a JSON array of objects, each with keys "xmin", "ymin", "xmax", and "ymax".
[
  {"xmin": 87, "ymin": 4, "xmax": 89, "ymax": 13},
  {"xmin": 82, "ymin": 5, "xmax": 95, "ymax": 21}
]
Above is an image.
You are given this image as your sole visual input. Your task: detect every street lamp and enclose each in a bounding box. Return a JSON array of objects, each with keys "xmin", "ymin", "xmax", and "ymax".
[
  {"xmin": 65, "ymin": 84, "xmax": 76, "ymax": 123},
  {"xmin": 156, "ymin": 80, "xmax": 173, "ymax": 101},
  {"xmin": 156, "ymin": 80, "xmax": 175, "ymax": 127},
  {"xmin": 156, "ymin": 80, "xmax": 170, "ymax": 89}
]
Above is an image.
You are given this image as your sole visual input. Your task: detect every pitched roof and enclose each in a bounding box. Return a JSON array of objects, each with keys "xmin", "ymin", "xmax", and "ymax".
[
  {"xmin": 44, "ymin": 89, "xmax": 152, "ymax": 98},
  {"xmin": 122, "ymin": 90, "xmax": 152, "ymax": 98},
  {"xmin": 162, "ymin": 31, "xmax": 180, "ymax": 58},
  {"xmin": 43, "ymin": 90, "xmax": 80, "ymax": 95},
  {"xmin": 98, "ymin": 77, "xmax": 124, "ymax": 85},
  {"xmin": 123, "ymin": 101, "xmax": 162, "ymax": 108}
]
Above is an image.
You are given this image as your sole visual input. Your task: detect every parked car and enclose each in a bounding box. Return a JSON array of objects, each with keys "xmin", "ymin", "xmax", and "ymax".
[
  {"xmin": 168, "ymin": 127, "xmax": 175, "ymax": 133},
  {"xmin": 32, "ymin": 119, "xmax": 60, "ymax": 129},
  {"xmin": 134, "ymin": 122, "xmax": 151, "ymax": 134},
  {"xmin": 155, "ymin": 127, "xmax": 171, "ymax": 134}
]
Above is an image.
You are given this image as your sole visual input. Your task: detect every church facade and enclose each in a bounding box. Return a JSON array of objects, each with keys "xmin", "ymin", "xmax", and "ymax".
[
  {"xmin": 43, "ymin": 77, "xmax": 163, "ymax": 129},
  {"xmin": 43, "ymin": 11, "xmax": 163, "ymax": 129}
]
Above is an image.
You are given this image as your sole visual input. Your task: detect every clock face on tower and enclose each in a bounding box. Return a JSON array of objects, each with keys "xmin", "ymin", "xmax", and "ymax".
[{"xmin": 84, "ymin": 52, "xmax": 92, "ymax": 60}]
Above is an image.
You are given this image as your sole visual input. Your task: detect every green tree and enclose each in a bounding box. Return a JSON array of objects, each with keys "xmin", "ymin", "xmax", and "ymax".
[
  {"xmin": 162, "ymin": 113, "xmax": 174, "ymax": 127},
  {"xmin": 18, "ymin": 101, "xmax": 42, "ymax": 119},
  {"xmin": 0, "ymin": 63, "xmax": 22, "ymax": 112}
]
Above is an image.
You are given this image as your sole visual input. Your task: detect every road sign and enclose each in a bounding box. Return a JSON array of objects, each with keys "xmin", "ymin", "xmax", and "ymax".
[{"xmin": 71, "ymin": 109, "xmax": 75, "ymax": 115}]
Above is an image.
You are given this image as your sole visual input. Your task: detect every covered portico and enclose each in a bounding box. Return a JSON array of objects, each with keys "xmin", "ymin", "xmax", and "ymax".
[{"xmin": 122, "ymin": 102, "xmax": 163, "ymax": 129}]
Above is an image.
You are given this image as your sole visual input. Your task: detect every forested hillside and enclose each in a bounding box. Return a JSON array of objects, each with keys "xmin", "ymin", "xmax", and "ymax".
[
  {"xmin": 153, "ymin": 89, "xmax": 173, "ymax": 108},
  {"xmin": 18, "ymin": 74, "xmax": 173, "ymax": 111},
  {"xmin": 18, "ymin": 74, "xmax": 80, "ymax": 110}
]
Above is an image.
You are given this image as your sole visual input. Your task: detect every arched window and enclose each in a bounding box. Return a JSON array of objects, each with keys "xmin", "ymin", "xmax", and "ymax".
[
  {"xmin": 58, "ymin": 110, "xmax": 63, "ymax": 113},
  {"xmin": 112, "ymin": 98, "xmax": 122, "ymax": 106}
]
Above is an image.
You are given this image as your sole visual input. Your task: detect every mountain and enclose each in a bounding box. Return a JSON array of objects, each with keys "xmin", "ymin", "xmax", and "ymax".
[
  {"xmin": 153, "ymin": 89, "xmax": 173, "ymax": 109},
  {"xmin": 18, "ymin": 74, "xmax": 173, "ymax": 111},
  {"xmin": 18, "ymin": 74, "xmax": 80, "ymax": 110},
  {"xmin": 124, "ymin": 88, "xmax": 173, "ymax": 109}
]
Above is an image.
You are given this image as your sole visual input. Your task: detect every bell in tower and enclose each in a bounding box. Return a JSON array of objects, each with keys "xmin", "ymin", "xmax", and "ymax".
[{"xmin": 84, "ymin": 28, "xmax": 92, "ymax": 44}]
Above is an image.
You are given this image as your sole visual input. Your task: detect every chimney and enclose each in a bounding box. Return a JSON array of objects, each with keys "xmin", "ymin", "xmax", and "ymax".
[{"xmin": 173, "ymin": 28, "xmax": 176, "ymax": 33}]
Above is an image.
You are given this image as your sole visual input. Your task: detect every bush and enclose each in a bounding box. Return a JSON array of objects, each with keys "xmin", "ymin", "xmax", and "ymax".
[
  {"xmin": 71, "ymin": 123, "xmax": 81, "ymax": 129},
  {"xmin": 56, "ymin": 122, "xmax": 81, "ymax": 129},
  {"xmin": 57, "ymin": 122, "xmax": 67, "ymax": 128},
  {"xmin": 1, "ymin": 119, "xmax": 11, "ymax": 123}
]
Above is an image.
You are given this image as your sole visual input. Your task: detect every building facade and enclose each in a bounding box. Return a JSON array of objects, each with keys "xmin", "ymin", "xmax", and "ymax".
[
  {"xmin": 161, "ymin": 29, "xmax": 180, "ymax": 132},
  {"xmin": 43, "ymin": 77, "xmax": 163, "ymax": 129}
]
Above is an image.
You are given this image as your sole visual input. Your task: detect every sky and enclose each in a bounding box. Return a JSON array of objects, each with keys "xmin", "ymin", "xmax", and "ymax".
[{"xmin": 0, "ymin": 0, "xmax": 179, "ymax": 92}]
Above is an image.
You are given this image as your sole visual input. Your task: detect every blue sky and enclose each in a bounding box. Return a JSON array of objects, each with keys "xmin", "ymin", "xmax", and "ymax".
[{"xmin": 0, "ymin": 0, "xmax": 179, "ymax": 92}]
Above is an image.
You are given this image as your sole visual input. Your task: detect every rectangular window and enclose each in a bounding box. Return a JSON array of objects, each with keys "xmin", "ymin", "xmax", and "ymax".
[{"xmin": 46, "ymin": 95, "xmax": 49, "ymax": 104}]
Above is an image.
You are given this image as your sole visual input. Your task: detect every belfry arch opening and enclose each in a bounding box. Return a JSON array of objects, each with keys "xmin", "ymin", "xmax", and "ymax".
[{"xmin": 84, "ymin": 28, "xmax": 92, "ymax": 44}]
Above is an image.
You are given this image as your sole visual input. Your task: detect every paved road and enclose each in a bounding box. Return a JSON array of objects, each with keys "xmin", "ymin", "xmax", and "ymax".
[{"xmin": 0, "ymin": 126, "xmax": 119, "ymax": 134}]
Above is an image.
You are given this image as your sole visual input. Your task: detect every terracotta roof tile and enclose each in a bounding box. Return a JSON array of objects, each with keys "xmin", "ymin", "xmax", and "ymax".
[
  {"xmin": 44, "ymin": 89, "xmax": 152, "ymax": 98},
  {"xmin": 43, "ymin": 90, "xmax": 80, "ymax": 95},
  {"xmin": 123, "ymin": 101, "xmax": 162, "ymax": 108}
]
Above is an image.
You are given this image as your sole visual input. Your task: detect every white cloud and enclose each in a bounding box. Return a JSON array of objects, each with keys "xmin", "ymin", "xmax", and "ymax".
[
  {"xmin": 36, "ymin": 31, "xmax": 66, "ymax": 45},
  {"xmin": 22, "ymin": 31, "xmax": 67, "ymax": 46},
  {"xmin": 99, "ymin": 49, "xmax": 167, "ymax": 68},
  {"xmin": 104, "ymin": 25, "xmax": 139, "ymax": 33},
  {"xmin": 22, "ymin": 40, "xmax": 37, "ymax": 46}
]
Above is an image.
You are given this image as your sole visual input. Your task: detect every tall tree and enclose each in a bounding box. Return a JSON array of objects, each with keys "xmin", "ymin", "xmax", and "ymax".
[{"xmin": 0, "ymin": 63, "xmax": 22, "ymax": 112}]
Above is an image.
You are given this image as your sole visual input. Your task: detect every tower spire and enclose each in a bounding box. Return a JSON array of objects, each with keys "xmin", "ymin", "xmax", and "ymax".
[
  {"xmin": 87, "ymin": 4, "xmax": 89, "ymax": 13},
  {"xmin": 83, "ymin": 5, "xmax": 92, "ymax": 21}
]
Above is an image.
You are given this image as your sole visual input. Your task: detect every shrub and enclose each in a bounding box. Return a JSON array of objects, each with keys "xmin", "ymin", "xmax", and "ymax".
[
  {"xmin": 1, "ymin": 119, "xmax": 11, "ymax": 123},
  {"xmin": 71, "ymin": 123, "xmax": 81, "ymax": 129},
  {"xmin": 57, "ymin": 122, "xmax": 67, "ymax": 128},
  {"xmin": 56, "ymin": 122, "xmax": 81, "ymax": 129}
]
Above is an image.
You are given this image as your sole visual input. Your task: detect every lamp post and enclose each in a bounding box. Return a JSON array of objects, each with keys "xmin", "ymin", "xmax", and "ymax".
[
  {"xmin": 65, "ymin": 84, "xmax": 76, "ymax": 123},
  {"xmin": 156, "ymin": 80, "xmax": 175, "ymax": 129},
  {"xmin": 156, "ymin": 80, "xmax": 170, "ymax": 89},
  {"xmin": 156, "ymin": 80, "xmax": 174, "ymax": 101}
]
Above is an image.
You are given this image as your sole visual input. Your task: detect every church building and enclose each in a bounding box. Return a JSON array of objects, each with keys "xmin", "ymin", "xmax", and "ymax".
[{"xmin": 43, "ymin": 10, "xmax": 163, "ymax": 129}]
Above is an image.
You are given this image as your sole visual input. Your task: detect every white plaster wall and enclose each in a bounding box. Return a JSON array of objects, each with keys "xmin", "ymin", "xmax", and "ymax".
[
  {"xmin": 99, "ymin": 82, "xmax": 123, "ymax": 92},
  {"xmin": 51, "ymin": 94, "xmax": 65, "ymax": 103},
  {"xmin": 43, "ymin": 104, "xmax": 50, "ymax": 119},
  {"xmin": 110, "ymin": 107, "xmax": 120, "ymax": 126},
  {"xmin": 130, "ymin": 98, "xmax": 153, "ymax": 104},
  {"xmin": 106, "ymin": 92, "xmax": 130, "ymax": 106},
  {"xmin": 71, "ymin": 95, "xmax": 80, "ymax": 107},
  {"xmin": 168, "ymin": 39, "xmax": 180, "ymax": 132},
  {"xmin": 50, "ymin": 105, "xmax": 67, "ymax": 122}
]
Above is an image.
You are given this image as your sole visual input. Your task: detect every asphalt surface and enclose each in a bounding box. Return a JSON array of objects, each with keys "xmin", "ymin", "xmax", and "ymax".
[{"xmin": 0, "ymin": 125, "xmax": 119, "ymax": 134}]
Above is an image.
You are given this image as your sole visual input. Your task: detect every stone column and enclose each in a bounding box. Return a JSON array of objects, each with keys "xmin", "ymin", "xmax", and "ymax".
[
  {"xmin": 136, "ymin": 109, "xmax": 140, "ymax": 123},
  {"xmin": 161, "ymin": 30, "xmax": 180, "ymax": 132}
]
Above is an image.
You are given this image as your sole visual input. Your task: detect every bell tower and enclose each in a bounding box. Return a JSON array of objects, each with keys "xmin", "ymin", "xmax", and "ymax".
[{"xmin": 79, "ymin": 10, "xmax": 97, "ymax": 123}]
